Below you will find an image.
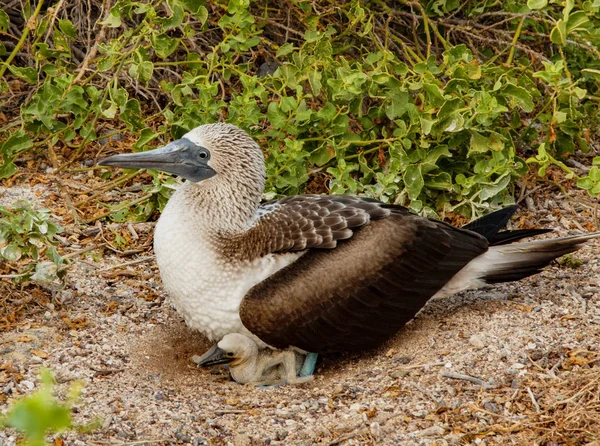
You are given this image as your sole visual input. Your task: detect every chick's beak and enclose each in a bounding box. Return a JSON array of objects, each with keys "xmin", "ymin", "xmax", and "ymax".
[{"xmin": 192, "ymin": 344, "xmax": 233, "ymax": 367}]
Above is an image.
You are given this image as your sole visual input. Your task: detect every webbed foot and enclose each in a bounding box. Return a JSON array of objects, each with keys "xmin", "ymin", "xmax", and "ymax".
[{"xmin": 299, "ymin": 352, "xmax": 319, "ymax": 377}]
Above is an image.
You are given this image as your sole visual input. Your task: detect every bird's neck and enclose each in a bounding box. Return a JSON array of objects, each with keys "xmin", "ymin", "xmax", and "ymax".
[{"xmin": 179, "ymin": 174, "xmax": 264, "ymax": 234}]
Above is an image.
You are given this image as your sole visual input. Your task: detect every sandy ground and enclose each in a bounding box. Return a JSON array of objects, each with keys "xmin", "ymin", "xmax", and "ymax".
[{"xmin": 1, "ymin": 184, "xmax": 599, "ymax": 446}]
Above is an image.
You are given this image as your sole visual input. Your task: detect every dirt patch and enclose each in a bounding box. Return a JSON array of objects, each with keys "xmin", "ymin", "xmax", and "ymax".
[{"xmin": 1, "ymin": 183, "xmax": 599, "ymax": 445}]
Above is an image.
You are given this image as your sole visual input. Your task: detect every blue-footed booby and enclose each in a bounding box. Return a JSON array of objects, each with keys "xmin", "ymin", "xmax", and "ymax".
[
  {"xmin": 192, "ymin": 333, "xmax": 313, "ymax": 386},
  {"xmin": 99, "ymin": 123, "xmax": 600, "ymax": 357}
]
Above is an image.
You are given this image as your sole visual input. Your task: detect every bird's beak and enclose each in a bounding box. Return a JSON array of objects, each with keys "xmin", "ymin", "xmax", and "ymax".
[
  {"xmin": 192, "ymin": 344, "xmax": 234, "ymax": 367},
  {"xmin": 98, "ymin": 138, "xmax": 216, "ymax": 183}
]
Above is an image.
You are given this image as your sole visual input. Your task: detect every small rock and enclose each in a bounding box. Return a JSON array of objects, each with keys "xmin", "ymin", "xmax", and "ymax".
[
  {"xmin": 275, "ymin": 429, "xmax": 288, "ymax": 441},
  {"xmin": 101, "ymin": 416, "xmax": 113, "ymax": 431},
  {"xmin": 469, "ymin": 335, "xmax": 485, "ymax": 349},
  {"xmin": 370, "ymin": 422, "xmax": 381, "ymax": 439},
  {"xmin": 415, "ymin": 425, "xmax": 445, "ymax": 437},
  {"xmin": 483, "ymin": 401, "xmax": 498, "ymax": 413},
  {"xmin": 390, "ymin": 369, "xmax": 410, "ymax": 379},
  {"xmin": 20, "ymin": 380, "xmax": 35, "ymax": 391}
]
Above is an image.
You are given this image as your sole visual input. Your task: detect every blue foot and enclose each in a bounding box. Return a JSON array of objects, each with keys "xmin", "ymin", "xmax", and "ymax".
[{"xmin": 299, "ymin": 352, "xmax": 319, "ymax": 377}]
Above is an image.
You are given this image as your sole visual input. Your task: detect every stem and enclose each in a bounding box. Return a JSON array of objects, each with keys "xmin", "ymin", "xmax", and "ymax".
[
  {"xmin": 0, "ymin": 0, "xmax": 45, "ymax": 79},
  {"xmin": 506, "ymin": 17, "xmax": 525, "ymax": 66}
]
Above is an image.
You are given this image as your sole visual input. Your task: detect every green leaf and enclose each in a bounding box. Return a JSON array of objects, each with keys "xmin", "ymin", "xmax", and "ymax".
[
  {"xmin": 403, "ymin": 164, "xmax": 424, "ymax": 200},
  {"xmin": 8, "ymin": 66, "xmax": 38, "ymax": 83},
  {"xmin": 99, "ymin": 8, "xmax": 122, "ymax": 28},
  {"xmin": 0, "ymin": 9, "xmax": 9, "ymax": 32},
  {"xmin": 151, "ymin": 34, "xmax": 180, "ymax": 58},
  {"xmin": 527, "ymin": 0, "xmax": 547, "ymax": 9},
  {"xmin": 175, "ymin": 0, "xmax": 208, "ymax": 23},
  {"xmin": 276, "ymin": 43, "xmax": 295, "ymax": 57},
  {"xmin": 3, "ymin": 369, "xmax": 74, "ymax": 444},
  {"xmin": 551, "ymin": 19, "xmax": 567, "ymax": 45},
  {"xmin": 102, "ymin": 102, "xmax": 118, "ymax": 119},
  {"xmin": 480, "ymin": 174, "xmax": 511, "ymax": 200},
  {"xmin": 499, "ymin": 84, "xmax": 534, "ymax": 112},
  {"xmin": 161, "ymin": 3, "xmax": 185, "ymax": 29},
  {"xmin": 58, "ymin": 19, "xmax": 77, "ymax": 38},
  {"xmin": 420, "ymin": 117, "xmax": 435, "ymax": 135},
  {"xmin": 566, "ymin": 11, "xmax": 589, "ymax": 33},
  {"xmin": 310, "ymin": 145, "xmax": 335, "ymax": 166},
  {"xmin": 317, "ymin": 102, "xmax": 336, "ymax": 121},
  {"xmin": 1, "ymin": 243, "xmax": 22, "ymax": 261},
  {"xmin": 135, "ymin": 128, "xmax": 160, "ymax": 150},
  {"xmin": 0, "ymin": 130, "xmax": 33, "ymax": 156},
  {"xmin": 385, "ymin": 90, "xmax": 410, "ymax": 120},
  {"xmin": 0, "ymin": 162, "xmax": 18, "ymax": 179},
  {"xmin": 425, "ymin": 172, "xmax": 452, "ymax": 190},
  {"xmin": 422, "ymin": 83, "xmax": 445, "ymax": 107}
]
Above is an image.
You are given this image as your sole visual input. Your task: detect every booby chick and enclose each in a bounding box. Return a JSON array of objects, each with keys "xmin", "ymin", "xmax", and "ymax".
[
  {"xmin": 192, "ymin": 333, "xmax": 313, "ymax": 386},
  {"xmin": 99, "ymin": 123, "xmax": 600, "ymax": 363}
]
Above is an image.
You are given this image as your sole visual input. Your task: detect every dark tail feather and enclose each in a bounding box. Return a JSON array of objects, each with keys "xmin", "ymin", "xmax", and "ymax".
[
  {"xmin": 463, "ymin": 206, "xmax": 553, "ymax": 245},
  {"xmin": 483, "ymin": 233, "xmax": 600, "ymax": 283},
  {"xmin": 489, "ymin": 228, "xmax": 554, "ymax": 245},
  {"xmin": 462, "ymin": 206, "xmax": 517, "ymax": 240}
]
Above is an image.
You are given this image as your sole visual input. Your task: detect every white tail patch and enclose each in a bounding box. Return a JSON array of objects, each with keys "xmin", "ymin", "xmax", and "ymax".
[{"xmin": 433, "ymin": 232, "xmax": 600, "ymax": 299}]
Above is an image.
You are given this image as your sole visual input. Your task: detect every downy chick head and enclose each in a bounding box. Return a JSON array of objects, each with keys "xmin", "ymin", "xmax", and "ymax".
[
  {"xmin": 216, "ymin": 333, "xmax": 260, "ymax": 366},
  {"xmin": 194, "ymin": 333, "xmax": 260, "ymax": 368}
]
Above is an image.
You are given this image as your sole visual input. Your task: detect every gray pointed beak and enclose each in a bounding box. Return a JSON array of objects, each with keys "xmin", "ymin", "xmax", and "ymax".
[
  {"xmin": 192, "ymin": 344, "xmax": 233, "ymax": 367},
  {"xmin": 98, "ymin": 138, "xmax": 216, "ymax": 183}
]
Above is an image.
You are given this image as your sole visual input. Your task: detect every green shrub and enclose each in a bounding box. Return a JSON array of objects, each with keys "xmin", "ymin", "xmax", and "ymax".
[
  {"xmin": 1, "ymin": 0, "xmax": 599, "ymax": 219},
  {"xmin": 0, "ymin": 369, "xmax": 83, "ymax": 446},
  {"xmin": 0, "ymin": 200, "xmax": 65, "ymax": 282}
]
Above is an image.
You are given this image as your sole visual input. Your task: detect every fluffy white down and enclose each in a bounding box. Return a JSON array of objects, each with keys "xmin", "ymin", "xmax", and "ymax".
[{"xmin": 153, "ymin": 190, "xmax": 302, "ymax": 344}]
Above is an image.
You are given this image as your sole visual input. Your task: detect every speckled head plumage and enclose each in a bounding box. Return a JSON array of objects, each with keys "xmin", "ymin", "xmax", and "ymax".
[
  {"xmin": 98, "ymin": 123, "xmax": 267, "ymax": 230},
  {"xmin": 182, "ymin": 123, "xmax": 266, "ymax": 187},
  {"xmin": 99, "ymin": 122, "xmax": 265, "ymax": 189}
]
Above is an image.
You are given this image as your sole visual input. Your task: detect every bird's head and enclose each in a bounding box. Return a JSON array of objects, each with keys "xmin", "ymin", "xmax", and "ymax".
[
  {"xmin": 98, "ymin": 123, "xmax": 265, "ymax": 185},
  {"xmin": 194, "ymin": 333, "xmax": 259, "ymax": 368}
]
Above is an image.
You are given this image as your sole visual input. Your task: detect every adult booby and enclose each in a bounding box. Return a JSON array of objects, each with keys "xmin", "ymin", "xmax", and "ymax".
[
  {"xmin": 99, "ymin": 123, "xmax": 600, "ymax": 356},
  {"xmin": 192, "ymin": 333, "xmax": 313, "ymax": 386}
]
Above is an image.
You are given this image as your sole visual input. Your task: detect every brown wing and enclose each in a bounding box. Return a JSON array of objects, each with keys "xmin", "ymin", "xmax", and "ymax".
[
  {"xmin": 219, "ymin": 195, "xmax": 391, "ymax": 261},
  {"xmin": 239, "ymin": 209, "xmax": 489, "ymax": 353}
]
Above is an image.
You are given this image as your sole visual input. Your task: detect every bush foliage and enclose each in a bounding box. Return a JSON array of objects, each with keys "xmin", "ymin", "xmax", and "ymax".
[
  {"xmin": 0, "ymin": 369, "xmax": 84, "ymax": 446},
  {"xmin": 1, "ymin": 0, "xmax": 599, "ymax": 220}
]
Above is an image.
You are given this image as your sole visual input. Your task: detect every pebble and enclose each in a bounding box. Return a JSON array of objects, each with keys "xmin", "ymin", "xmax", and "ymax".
[
  {"xmin": 506, "ymin": 363, "xmax": 526, "ymax": 374},
  {"xmin": 469, "ymin": 335, "xmax": 485, "ymax": 349},
  {"xmin": 415, "ymin": 425, "xmax": 445, "ymax": 437},
  {"xmin": 19, "ymin": 380, "xmax": 35, "ymax": 391},
  {"xmin": 390, "ymin": 369, "xmax": 410, "ymax": 379},
  {"xmin": 370, "ymin": 422, "xmax": 381, "ymax": 439}
]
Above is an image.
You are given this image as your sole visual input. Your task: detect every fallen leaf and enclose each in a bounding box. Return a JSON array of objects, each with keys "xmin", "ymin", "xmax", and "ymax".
[
  {"xmin": 30, "ymin": 349, "xmax": 49, "ymax": 359},
  {"xmin": 16, "ymin": 335, "xmax": 34, "ymax": 342}
]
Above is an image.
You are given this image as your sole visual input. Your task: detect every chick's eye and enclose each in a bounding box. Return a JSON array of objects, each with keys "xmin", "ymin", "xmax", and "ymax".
[
  {"xmin": 226, "ymin": 352, "xmax": 234, "ymax": 357},
  {"xmin": 198, "ymin": 151, "xmax": 208, "ymax": 159}
]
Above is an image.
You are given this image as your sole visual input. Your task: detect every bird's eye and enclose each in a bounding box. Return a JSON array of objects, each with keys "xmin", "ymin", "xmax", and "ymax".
[
  {"xmin": 226, "ymin": 352, "xmax": 234, "ymax": 357},
  {"xmin": 198, "ymin": 151, "xmax": 208, "ymax": 159}
]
